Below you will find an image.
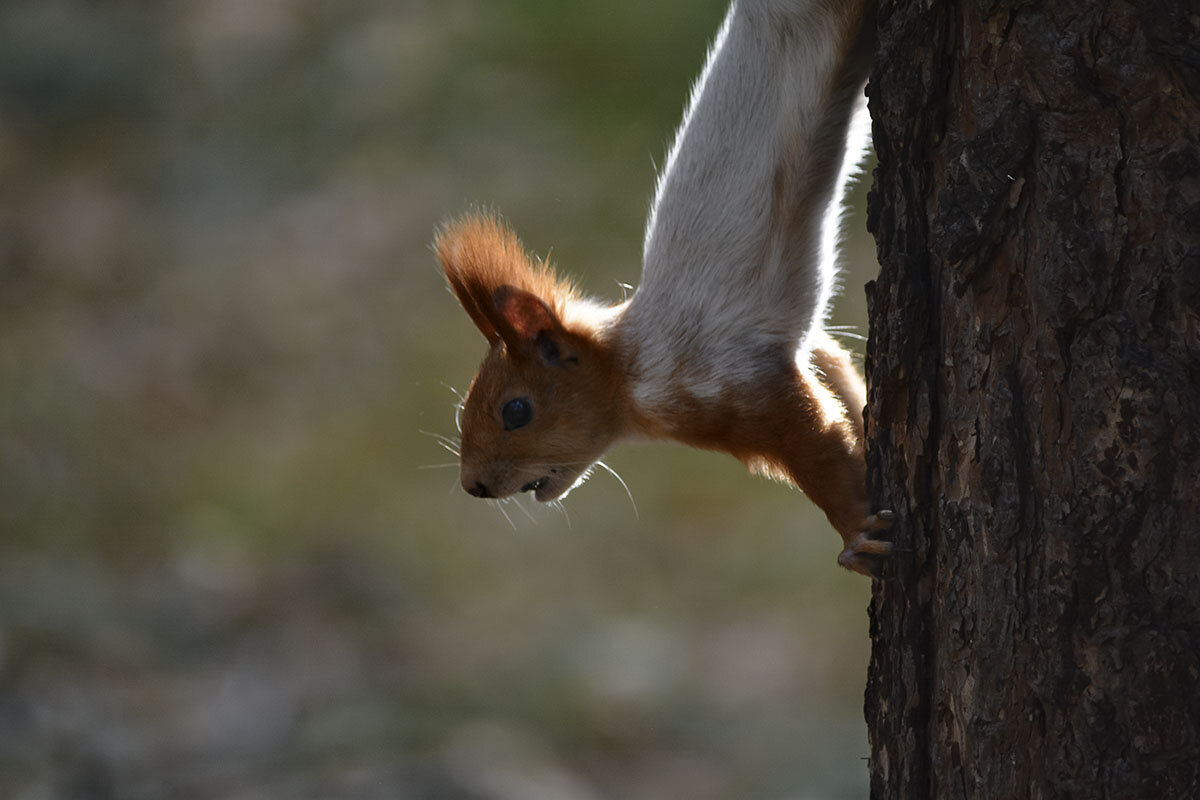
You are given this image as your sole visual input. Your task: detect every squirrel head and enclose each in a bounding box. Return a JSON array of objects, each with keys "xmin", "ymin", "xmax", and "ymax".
[{"xmin": 435, "ymin": 214, "xmax": 627, "ymax": 502}]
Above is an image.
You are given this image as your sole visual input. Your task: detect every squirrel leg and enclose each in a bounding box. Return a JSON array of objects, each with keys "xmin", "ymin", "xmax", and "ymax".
[
  {"xmin": 782, "ymin": 340, "xmax": 894, "ymax": 575},
  {"xmin": 808, "ymin": 330, "xmax": 866, "ymax": 440}
]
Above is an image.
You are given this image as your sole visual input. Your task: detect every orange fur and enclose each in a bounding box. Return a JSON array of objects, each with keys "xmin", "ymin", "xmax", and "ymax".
[{"xmin": 435, "ymin": 215, "xmax": 582, "ymax": 345}]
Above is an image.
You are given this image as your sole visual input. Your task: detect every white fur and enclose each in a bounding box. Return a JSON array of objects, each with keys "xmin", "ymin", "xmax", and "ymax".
[{"xmin": 616, "ymin": 0, "xmax": 872, "ymax": 421}]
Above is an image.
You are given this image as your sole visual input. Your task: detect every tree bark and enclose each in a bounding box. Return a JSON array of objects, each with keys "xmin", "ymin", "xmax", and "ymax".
[{"xmin": 862, "ymin": 1, "xmax": 1200, "ymax": 797}]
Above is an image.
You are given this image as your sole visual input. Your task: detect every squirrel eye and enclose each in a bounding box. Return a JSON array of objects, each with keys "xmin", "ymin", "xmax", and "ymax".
[{"xmin": 502, "ymin": 397, "xmax": 533, "ymax": 431}]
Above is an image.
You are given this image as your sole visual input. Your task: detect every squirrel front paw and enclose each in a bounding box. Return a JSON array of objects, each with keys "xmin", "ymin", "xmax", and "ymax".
[{"xmin": 836, "ymin": 510, "xmax": 895, "ymax": 577}]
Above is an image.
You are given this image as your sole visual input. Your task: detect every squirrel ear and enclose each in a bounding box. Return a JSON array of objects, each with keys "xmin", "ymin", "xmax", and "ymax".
[
  {"xmin": 492, "ymin": 286, "xmax": 574, "ymax": 366},
  {"xmin": 492, "ymin": 286, "xmax": 558, "ymax": 345},
  {"xmin": 439, "ymin": 215, "xmax": 518, "ymax": 345},
  {"xmin": 435, "ymin": 214, "xmax": 572, "ymax": 358}
]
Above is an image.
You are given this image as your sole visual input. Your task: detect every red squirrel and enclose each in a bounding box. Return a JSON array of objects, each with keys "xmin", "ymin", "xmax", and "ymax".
[{"xmin": 435, "ymin": 0, "xmax": 893, "ymax": 575}]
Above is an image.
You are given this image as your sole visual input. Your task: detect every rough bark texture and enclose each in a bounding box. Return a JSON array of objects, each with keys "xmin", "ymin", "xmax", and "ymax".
[{"xmin": 862, "ymin": 1, "xmax": 1200, "ymax": 797}]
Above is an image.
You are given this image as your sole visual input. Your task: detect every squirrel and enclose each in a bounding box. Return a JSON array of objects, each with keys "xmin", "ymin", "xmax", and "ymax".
[{"xmin": 434, "ymin": 0, "xmax": 893, "ymax": 575}]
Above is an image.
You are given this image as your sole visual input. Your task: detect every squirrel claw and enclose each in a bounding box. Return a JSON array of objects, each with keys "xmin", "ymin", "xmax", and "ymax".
[
  {"xmin": 836, "ymin": 510, "xmax": 895, "ymax": 576},
  {"xmin": 861, "ymin": 509, "xmax": 895, "ymax": 532}
]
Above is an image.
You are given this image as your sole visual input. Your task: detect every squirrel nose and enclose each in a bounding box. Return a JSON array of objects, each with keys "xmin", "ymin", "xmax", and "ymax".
[{"xmin": 465, "ymin": 481, "xmax": 491, "ymax": 499}]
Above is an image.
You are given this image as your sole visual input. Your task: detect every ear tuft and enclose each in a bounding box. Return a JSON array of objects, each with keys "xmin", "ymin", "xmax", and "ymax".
[
  {"xmin": 434, "ymin": 212, "xmax": 576, "ymax": 349},
  {"xmin": 434, "ymin": 214, "xmax": 523, "ymax": 344}
]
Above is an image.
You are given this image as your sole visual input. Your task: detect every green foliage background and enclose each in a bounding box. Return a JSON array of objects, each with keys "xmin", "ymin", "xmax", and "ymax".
[{"xmin": 0, "ymin": 1, "xmax": 880, "ymax": 797}]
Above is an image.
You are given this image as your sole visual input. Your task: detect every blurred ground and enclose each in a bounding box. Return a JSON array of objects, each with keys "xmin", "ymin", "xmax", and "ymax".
[{"xmin": 0, "ymin": 1, "xmax": 880, "ymax": 798}]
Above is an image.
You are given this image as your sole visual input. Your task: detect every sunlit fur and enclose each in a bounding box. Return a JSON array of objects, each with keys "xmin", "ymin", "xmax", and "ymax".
[{"xmin": 436, "ymin": 0, "xmax": 891, "ymax": 573}]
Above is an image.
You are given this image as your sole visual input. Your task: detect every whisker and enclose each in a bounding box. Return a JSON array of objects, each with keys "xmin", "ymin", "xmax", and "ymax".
[
  {"xmin": 417, "ymin": 462, "xmax": 460, "ymax": 470},
  {"xmin": 491, "ymin": 499, "xmax": 516, "ymax": 529},
  {"xmin": 440, "ymin": 382, "xmax": 468, "ymax": 404},
  {"xmin": 419, "ymin": 429, "xmax": 462, "ymax": 448},
  {"xmin": 596, "ymin": 460, "xmax": 638, "ymax": 519},
  {"xmin": 551, "ymin": 500, "xmax": 572, "ymax": 529},
  {"xmin": 419, "ymin": 429, "xmax": 462, "ymax": 457},
  {"xmin": 511, "ymin": 496, "xmax": 538, "ymax": 525}
]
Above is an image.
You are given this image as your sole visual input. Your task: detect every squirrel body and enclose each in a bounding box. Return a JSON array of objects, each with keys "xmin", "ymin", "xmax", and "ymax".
[{"xmin": 436, "ymin": 0, "xmax": 892, "ymax": 574}]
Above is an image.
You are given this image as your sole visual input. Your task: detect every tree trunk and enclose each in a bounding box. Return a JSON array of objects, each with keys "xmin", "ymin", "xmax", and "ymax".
[{"xmin": 862, "ymin": 1, "xmax": 1200, "ymax": 797}]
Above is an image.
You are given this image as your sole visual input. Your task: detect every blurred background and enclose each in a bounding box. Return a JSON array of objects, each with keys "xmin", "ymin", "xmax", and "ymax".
[{"xmin": 0, "ymin": 1, "xmax": 882, "ymax": 798}]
